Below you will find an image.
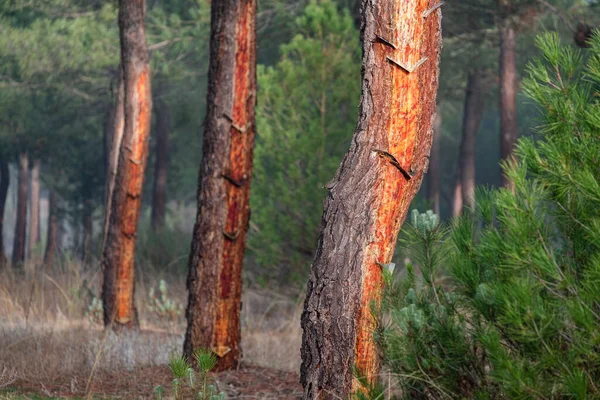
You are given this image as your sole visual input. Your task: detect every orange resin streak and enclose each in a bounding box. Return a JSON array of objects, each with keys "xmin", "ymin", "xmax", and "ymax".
[
  {"xmin": 116, "ymin": 67, "xmax": 151, "ymax": 323},
  {"xmin": 214, "ymin": 2, "xmax": 253, "ymax": 359},
  {"xmin": 354, "ymin": 0, "xmax": 428, "ymax": 386}
]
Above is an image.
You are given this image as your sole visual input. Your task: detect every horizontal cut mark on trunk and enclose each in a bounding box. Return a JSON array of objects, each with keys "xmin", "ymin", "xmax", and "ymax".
[{"xmin": 386, "ymin": 56, "xmax": 428, "ymax": 73}]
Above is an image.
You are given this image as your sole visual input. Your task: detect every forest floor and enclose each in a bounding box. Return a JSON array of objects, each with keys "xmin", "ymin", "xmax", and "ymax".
[
  {"xmin": 2, "ymin": 362, "xmax": 302, "ymax": 399},
  {"xmin": 0, "ymin": 266, "xmax": 303, "ymax": 399}
]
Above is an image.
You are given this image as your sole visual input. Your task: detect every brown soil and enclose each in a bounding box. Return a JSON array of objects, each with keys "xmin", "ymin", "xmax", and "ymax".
[{"xmin": 8, "ymin": 363, "xmax": 302, "ymax": 399}]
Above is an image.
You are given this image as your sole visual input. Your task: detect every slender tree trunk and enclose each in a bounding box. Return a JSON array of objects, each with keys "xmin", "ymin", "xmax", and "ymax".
[
  {"xmin": 458, "ymin": 70, "xmax": 485, "ymax": 211},
  {"xmin": 102, "ymin": 0, "xmax": 152, "ymax": 330},
  {"xmin": 56, "ymin": 213, "xmax": 64, "ymax": 258},
  {"xmin": 102, "ymin": 71, "xmax": 125, "ymax": 254},
  {"xmin": 82, "ymin": 198, "xmax": 93, "ymax": 263},
  {"xmin": 43, "ymin": 189, "xmax": 57, "ymax": 269},
  {"xmin": 184, "ymin": 0, "xmax": 257, "ymax": 371},
  {"xmin": 28, "ymin": 159, "xmax": 41, "ymax": 259},
  {"xmin": 300, "ymin": 1, "xmax": 442, "ymax": 398},
  {"xmin": 151, "ymin": 97, "xmax": 169, "ymax": 232},
  {"xmin": 0, "ymin": 160, "xmax": 9, "ymax": 269},
  {"xmin": 12, "ymin": 152, "xmax": 28, "ymax": 266},
  {"xmin": 428, "ymin": 111, "xmax": 441, "ymax": 216},
  {"xmin": 452, "ymin": 174, "xmax": 463, "ymax": 218},
  {"xmin": 498, "ymin": 19, "xmax": 518, "ymax": 188}
]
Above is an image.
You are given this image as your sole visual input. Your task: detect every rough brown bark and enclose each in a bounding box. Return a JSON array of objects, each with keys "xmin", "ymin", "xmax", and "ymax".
[
  {"xmin": 184, "ymin": 0, "xmax": 256, "ymax": 371},
  {"xmin": 498, "ymin": 18, "xmax": 518, "ymax": 188},
  {"xmin": 458, "ymin": 70, "xmax": 485, "ymax": 211},
  {"xmin": 428, "ymin": 111, "xmax": 441, "ymax": 216},
  {"xmin": 102, "ymin": 71, "xmax": 125, "ymax": 254},
  {"xmin": 300, "ymin": 1, "xmax": 442, "ymax": 398},
  {"xmin": 12, "ymin": 152, "xmax": 28, "ymax": 266},
  {"xmin": 28, "ymin": 159, "xmax": 41, "ymax": 259},
  {"xmin": 102, "ymin": 0, "xmax": 152, "ymax": 330},
  {"xmin": 0, "ymin": 160, "xmax": 9, "ymax": 269},
  {"xmin": 43, "ymin": 189, "xmax": 58, "ymax": 269},
  {"xmin": 151, "ymin": 97, "xmax": 169, "ymax": 232}
]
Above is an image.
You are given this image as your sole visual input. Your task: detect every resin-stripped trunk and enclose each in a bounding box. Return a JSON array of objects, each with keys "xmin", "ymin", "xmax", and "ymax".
[
  {"xmin": 184, "ymin": 0, "xmax": 256, "ymax": 371},
  {"xmin": 300, "ymin": 1, "xmax": 442, "ymax": 398},
  {"xmin": 102, "ymin": 0, "xmax": 152, "ymax": 330}
]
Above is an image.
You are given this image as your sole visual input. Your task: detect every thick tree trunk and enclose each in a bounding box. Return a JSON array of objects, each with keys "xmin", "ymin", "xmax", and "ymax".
[
  {"xmin": 28, "ymin": 159, "xmax": 41, "ymax": 259},
  {"xmin": 102, "ymin": 71, "xmax": 125, "ymax": 254},
  {"xmin": 300, "ymin": 1, "xmax": 442, "ymax": 398},
  {"xmin": 499, "ymin": 19, "xmax": 518, "ymax": 188},
  {"xmin": 43, "ymin": 189, "xmax": 57, "ymax": 269},
  {"xmin": 184, "ymin": 0, "xmax": 257, "ymax": 371},
  {"xmin": 102, "ymin": 0, "xmax": 152, "ymax": 330},
  {"xmin": 428, "ymin": 111, "xmax": 441, "ymax": 216},
  {"xmin": 0, "ymin": 160, "xmax": 9, "ymax": 269},
  {"xmin": 82, "ymin": 198, "xmax": 93, "ymax": 263},
  {"xmin": 151, "ymin": 97, "xmax": 169, "ymax": 232},
  {"xmin": 458, "ymin": 71, "xmax": 485, "ymax": 211},
  {"xmin": 12, "ymin": 152, "xmax": 28, "ymax": 266}
]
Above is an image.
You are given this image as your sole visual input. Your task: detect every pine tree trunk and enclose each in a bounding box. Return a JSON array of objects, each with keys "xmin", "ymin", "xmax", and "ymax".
[
  {"xmin": 102, "ymin": 71, "xmax": 125, "ymax": 254},
  {"xmin": 43, "ymin": 189, "xmax": 57, "ymax": 269},
  {"xmin": 102, "ymin": 0, "xmax": 152, "ymax": 330},
  {"xmin": 28, "ymin": 159, "xmax": 41, "ymax": 259},
  {"xmin": 184, "ymin": 0, "xmax": 257, "ymax": 371},
  {"xmin": 300, "ymin": 1, "xmax": 442, "ymax": 398},
  {"xmin": 151, "ymin": 97, "xmax": 169, "ymax": 232},
  {"xmin": 56, "ymin": 213, "xmax": 64, "ymax": 258},
  {"xmin": 428, "ymin": 111, "xmax": 442, "ymax": 216},
  {"xmin": 499, "ymin": 19, "xmax": 518, "ymax": 188},
  {"xmin": 458, "ymin": 71, "xmax": 485, "ymax": 210},
  {"xmin": 12, "ymin": 152, "xmax": 28, "ymax": 266},
  {"xmin": 0, "ymin": 160, "xmax": 9, "ymax": 269},
  {"xmin": 452, "ymin": 173, "xmax": 463, "ymax": 218}
]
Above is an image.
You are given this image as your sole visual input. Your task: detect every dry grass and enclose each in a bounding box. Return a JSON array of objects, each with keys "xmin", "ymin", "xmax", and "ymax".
[{"xmin": 0, "ymin": 260, "xmax": 302, "ymax": 397}]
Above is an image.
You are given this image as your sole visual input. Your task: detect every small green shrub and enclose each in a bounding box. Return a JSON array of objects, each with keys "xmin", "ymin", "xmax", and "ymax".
[
  {"xmin": 147, "ymin": 279, "xmax": 184, "ymax": 326},
  {"xmin": 154, "ymin": 349, "xmax": 225, "ymax": 400},
  {"xmin": 85, "ymin": 297, "xmax": 103, "ymax": 325}
]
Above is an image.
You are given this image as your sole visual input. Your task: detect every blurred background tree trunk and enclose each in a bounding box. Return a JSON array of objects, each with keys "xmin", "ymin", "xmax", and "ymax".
[
  {"xmin": 458, "ymin": 70, "xmax": 485, "ymax": 212},
  {"xmin": 151, "ymin": 96, "xmax": 170, "ymax": 232},
  {"xmin": 12, "ymin": 153, "xmax": 28, "ymax": 267},
  {"xmin": 43, "ymin": 189, "xmax": 57, "ymax": 269},
  {"xmin": 0, "ymin": 160, "xmax": 9, "ymax": 269},
  {"xmin": 498, "ymin": 12, "xmax": 518, "ymax": 188},
  {"xmin": 28, "ymin": 159, "xmax": 41, "ymax": 260}
]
